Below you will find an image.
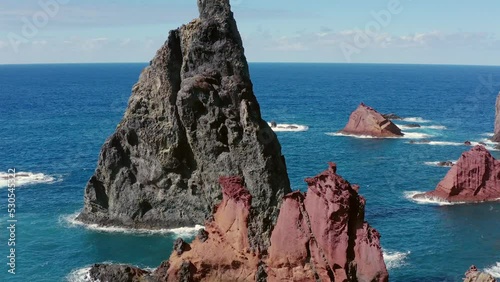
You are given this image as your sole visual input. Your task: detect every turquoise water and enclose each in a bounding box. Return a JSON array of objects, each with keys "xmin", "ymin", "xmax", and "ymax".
[{"xmin": 0, "ymin": 63, "xmax": 499, "ymax": 281}]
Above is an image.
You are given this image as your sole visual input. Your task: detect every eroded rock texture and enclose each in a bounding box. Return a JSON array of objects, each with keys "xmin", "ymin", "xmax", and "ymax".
[
  {"xmin": 77, "ymin": 0, "xmax": 291, "ymax": 250},
  {"xmin": 340, "ymin": 103, "xmax": 403, "ymax": 138},
  {"xmin": 267, "ymin": 163, "xmax": 388, "ymax": 282},
  {"xmin": 158, "ymin": 164, "xmax": 388, "ymax": 282},
  {"xmin": 464, "ymin": 265, "xmax": 497, "ymax": 282},
  {"xmin": 414, "ymin": 146, "xmax": 500, "ymax": 203}
]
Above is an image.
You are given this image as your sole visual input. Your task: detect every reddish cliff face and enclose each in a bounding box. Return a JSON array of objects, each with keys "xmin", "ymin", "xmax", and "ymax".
[
  {"xmin": 164, "ymin": 176, "xmax": 261, "ymax": 281},
  {"xmin": 161, "ymin": 164, "xmax": 388, "ymax": 282},
  {"xmin": 340, "ymin": 103, "xmax": 403, "ymax": 138},
  {"xmin": 267, "ymin": 163, "xmax": 388, "ymax": 282},
  {"xmin": 414, "ymin": 146, "xmax": 500, "ymax": 203}
]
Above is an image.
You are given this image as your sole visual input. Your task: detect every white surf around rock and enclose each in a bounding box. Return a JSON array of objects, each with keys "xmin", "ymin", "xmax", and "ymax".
[
  {"xmin": 396, "ymin": 124, "xmax": 446, "ymax": 131},
  {"xmin": 61, "ymin": 212, "xmax": 204, "ymax": 237},
  {"xmin": 326, "ymin": 132, "xmax": 432, "ymax": 139},
  {"xmin": 66, "ymin": 264, "xmax": 155, "ymax": 282},
  {"xmin": 400, "ymin": 117, "xmax": 431, "ymax": 123},
  {"xmin": 485, "ymin": 262, "xmax": 500, "ymax": 278},
  {"xmin": 424, "ymin": 161, "xmax": 457, "ymax": 167},
  {"xmin": 66, "ymin": 266, "xmax": 92, "ymax": 282},
  {"xmin": 0, "ymin": 171, "xmax": 60, "ymax": 188},
  {"xmin": 383, "ymin": 250, "xmax": 411, "ymax": 270},
  {"xmin": 404, "ymin": 191, "xmax": 466, "ymax": 206},
  {"xmin": 267, "ymin": 122, "xmax": 309, "ymax": 132}
]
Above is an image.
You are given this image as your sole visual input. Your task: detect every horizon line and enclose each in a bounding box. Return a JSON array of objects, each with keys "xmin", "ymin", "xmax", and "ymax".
[{"xmin": 1, "ymin": 61, "xmax": 500, "ymax": 67}]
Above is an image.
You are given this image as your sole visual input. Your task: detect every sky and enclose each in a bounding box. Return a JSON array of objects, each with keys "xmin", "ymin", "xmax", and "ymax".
[{"xmin": 0, "ymin": 0, "xmax": 499, "ymax": 65}]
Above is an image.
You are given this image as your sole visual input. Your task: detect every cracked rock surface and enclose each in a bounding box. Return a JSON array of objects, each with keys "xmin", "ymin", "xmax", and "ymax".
[{"xmin": 77, "ymin": 0, "xmax": 291, "ymax": 250}]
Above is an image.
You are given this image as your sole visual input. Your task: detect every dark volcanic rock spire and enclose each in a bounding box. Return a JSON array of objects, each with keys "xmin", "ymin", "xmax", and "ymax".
[
  {"xmin": 492, "ymin": 92, "xmax": 500, "ymax": 142},
  {"xmin": 77, "ymin": 0, "xmax": 291, "ymax": 250}
]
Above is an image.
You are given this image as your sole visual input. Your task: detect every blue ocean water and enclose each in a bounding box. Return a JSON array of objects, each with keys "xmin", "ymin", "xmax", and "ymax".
[{"xmin": 0, "ymin": 63, "xmax": 499, "ymax": 282}]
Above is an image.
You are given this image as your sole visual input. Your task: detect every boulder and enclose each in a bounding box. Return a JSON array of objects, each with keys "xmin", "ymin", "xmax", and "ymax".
[
  {"xmin": 437, "ymin": 161, "xmax": 455, "ymax": 167},
  {"xmin": 414, "ymin": 146, "xmax": 500, "ymax": 203},
  {"xmin": 382, "ymin": 113, "xmax": 402, "ymax": 120},
  {"xmin": 405, "ymin": 123, "xmax": 421, "ymax": 128},
  {"xmin": 340, "ymin": 103, "xmax": 404, "ymax": 137},
  {"xmin": 464, "ymin": 265, "xmax": 497, "ymax": 282}
]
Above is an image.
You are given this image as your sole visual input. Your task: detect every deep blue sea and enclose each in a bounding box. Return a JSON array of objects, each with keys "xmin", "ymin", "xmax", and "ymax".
[{"xmin": 1, "ymin": 63, "xmax": 500, "ymax": 282}]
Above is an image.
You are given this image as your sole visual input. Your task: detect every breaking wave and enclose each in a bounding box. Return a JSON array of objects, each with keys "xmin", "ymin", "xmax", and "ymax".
[
  {"xmin": 424, "ymin": 161, "xmax": 457, "ymax": 167},
  {"xmin": 268, "ymin": 123, "xmax": 309, "ymax": 132},
  {"xmin": 400, "ymin": 117, "xmax": 431, "ymax": 123},
  {"xmin": 404, "ymin": 191, "xmax": 466, "ymax": 206},
  {"xmin": 61, "ymin": 212, "xmax": 203, "ymax": 237},
  {"xmin": 0, "ymin": 172, "xmax": 60, "ymax": 188},
  {"xmin": 66, "ymin": 267, "xmax": 92, "ymax": 282},
  {"xmin": 397, "ymin": 124, "xmax": 447, "ymax": 131},
  {"xmin": 485, "ymin": 262, "xmax": 500, "ymax": 278},
  {"xmin": 66, "ymin": 264, "xmax": 155, "ymax": 282},
  {"xmin": 326, "ymin": 132, "xmax": 432, "ymax": 139},
  {"xmin": 383, "ymin": 250, "xmax": 410, "ymax": 270},
  {"xmin": 408, "ymin": 141, "xmax": 463, "ymax": 146}
]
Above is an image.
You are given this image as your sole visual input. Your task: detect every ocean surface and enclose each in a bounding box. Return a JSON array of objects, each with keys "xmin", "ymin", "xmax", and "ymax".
[{"xmin": 1, "ymin": 63, "xmax": 500, "ymax": 282}]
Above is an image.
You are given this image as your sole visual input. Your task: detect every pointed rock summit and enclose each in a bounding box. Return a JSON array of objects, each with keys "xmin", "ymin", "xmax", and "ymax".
[
  {"xmin": 267, "ymin": 163, "xmax": 388, "ymax": 281},
  {"xmin": 340, "ymin": 103, "xmax": 404, "ymax": 137},
  {"xmin": 414, "ymin": 146, "xmax": 500, "ymax": 203},
  {"xmin": 492, "ymin": 92, "xmax": 500, "ymax": 142},
  {"xmin": 77, "ymin": 0, "xmax": 291, "ymax": 250}
]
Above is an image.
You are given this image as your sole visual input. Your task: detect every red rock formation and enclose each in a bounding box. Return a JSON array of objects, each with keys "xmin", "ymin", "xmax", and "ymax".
[
  {"xmin": 340, "ymin": 103, "xmax": 403, "ymax": 138},
  {"xmin": 267, "ymin": 163, "xmax": 388, "ymax": 282},
  {"xmin": 165, "ymin": 176, "xmax": 261, "ymax": 281},
  {"xmin": 414, "ymin": 146, "xmax": 500, "ymax": 203},
  {"xmin": 162, "ymin": 164, "xmax": 388, "ymax": 282}
]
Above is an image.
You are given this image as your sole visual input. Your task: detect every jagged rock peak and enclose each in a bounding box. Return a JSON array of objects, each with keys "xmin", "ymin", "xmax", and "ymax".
[
  {"xmin": 197, "ymin": 0, "xmax": 232, "ymax": 19},
  {"xmin": 77, "ymin": 0, "xmax": 291, "ymax": 252}
]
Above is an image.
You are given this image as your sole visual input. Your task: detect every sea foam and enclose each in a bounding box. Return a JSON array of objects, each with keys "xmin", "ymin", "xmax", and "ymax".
[
  {"xmin": 424, "ymin": 161, "xmax": 457, "ymax": 167},
  {"xmin": 326, "ymin": 132, "xmax": 432, "ymax": 139},
  {"xmin": 404, "ymin": 191, "xmax": 466, "ymax": 206},
  {"xmin": 485, "ymin": 262, "xmax": 500, "ymax": 278},
  {"xmin": 0, "ymin": 172, "xmax": 59, "ymax": 188},
  {"xmin": 66, "ymin": 267, "xmax": 92, "ymax": 282},
  {"xmin": 268, "ymin": 122, "xmax": 309, "ymax": 132},
  {"xmin": 396, "ymin": 124, "xmax": 446, "ymax": 131},
  {"xmin": 400, "ymin": 117, "xmax": 431, "ymax": 123},
  {"xmin": 66, "ymin": 264, "xmax": 155, "ymax": 282},
  {"xmin": 383, "ymin": 250, "xmax": 410, "ymax": 270},
  {"xmin": 61, "ymin": 212, "xmax": 203, "ymax": 237}
]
